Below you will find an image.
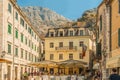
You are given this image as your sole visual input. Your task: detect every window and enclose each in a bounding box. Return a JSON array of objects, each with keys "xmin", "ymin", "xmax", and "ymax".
[
  {"xmin": 80, "ymin": 30, "xmax": 83, "ymax": 36},
  {"xmin": 21, "ymin": 49, "xmax": 24, "ymax": 58},
  {"xmin": 29, "ymin": 40, "xmax": 31, "ymax": 47},
  {"xmin": 50, "ymin": 32, "xmax": 54, "ymax": 37},
  {"xmin": 32, "ymin": 42, "xmax": 33, "ymax": 49},
  {"xmin": 20, "ymin": 18, "xmax": 24, "ymax": 27},
  {"xmin": 50, "ymin": 43, "xmax": 54, "ymax": 48},
  {"xmin": 15, "ymin": 47, "xmax": 18, "ymax": 56},
  {"xmin": 25, "ymin": 51, "xmax": 27, "ymax": 60},
  {"xmin": 118, "ymin": 28, "xmax": 120, "ymax": 46},
  {"xmin": 28, "ymin": 27, "xmax": 31, "ymax": 34},
  {"xmin": 35, "ymin": 35, "xmax": 36, "ymax": 39},
  {"xmin": 32, "ymin": 54, "xmax": 33, "ymax": 61},
  {"xmin": 15, "ymin": 29, "xmax": 18, "ymax": 38},
  {"xmin": 37, "ymin": 47, "xmax": 39, "ymax": 53},
  {"xmin": 70, "ymin": 31, "xmax": 73, "ymax": 36},
  {"xmin": 8, "ymin": 44, "xmax": 11, "ymax": 54},
  {"xmin": 79, "ymin": 41, "xmax": 84, "ymax": 47},
  {"xmin": 69, "ymin": 42, "xmax": 73, "ymax": 49},
  {"xmin": 119, "ymin": 0, "xmax": 120, "ymax": 13},
  {"xmin": 59, "ymin": 42, "xmax": 63, "ymax": 47},
  {"xmin": 50, "ymin": 54, "xmax": 54, "ymax": 60},
  {"xmin": 25, "ymin": 24, "xmax": 27, "ymax": 30},
  {"xmin": 60, "ymin": 31, "xmax": 63, "ymax": 36},
  {"xmin": 31, "ymin": 31, "xmax": 33, "ymax": 36},
  {"xmin": 15, "ymin": 12, "xmax": 18, "ymax": 20},
  {"xmin": 8, "ymin": 3, "xmax": 12, "ymax": 13},
  {"xmin": 35, "ymin": 45, "xmax": 36, "ymax": 51},
  {"xmin": 69, "ymin": 54, "xmax": 73, "ymax": 60},
  {"xmin": 29, "ymin": 53, "xmax": 30, "ymax": 61},
  {"xmin": 8, "ymin": 24, "xmax": 12, "ymax": 34},
  {"xmin": 25, "ymin": 37, "xmax": 27, "ymax": 45},
  {"xmin": 59, "ymin": 54, "xmax": 63, "ymax": 60},
  {"xmin": 79, "ymin": 53, "xmax": 83, "ymax": 59},
  {"xmin": 21, "ymin": 33, "xmax": 24, "ymax": 42},
  {"xmin": 100, "ymin": 15, "xmax": 102, "ymax": 31}
]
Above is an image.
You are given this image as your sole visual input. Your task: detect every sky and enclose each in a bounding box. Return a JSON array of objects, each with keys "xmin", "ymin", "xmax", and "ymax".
[{"xmin": 17, "ymin": 0, "xmax": 102, "ymax": 20}]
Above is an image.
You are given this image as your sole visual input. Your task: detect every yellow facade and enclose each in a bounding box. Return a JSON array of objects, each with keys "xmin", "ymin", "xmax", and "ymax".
[{"xmin": 45, "ymin": 26, "xmax": 94, "ymax": 74}]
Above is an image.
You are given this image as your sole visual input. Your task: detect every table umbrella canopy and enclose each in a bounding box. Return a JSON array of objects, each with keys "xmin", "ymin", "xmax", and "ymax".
[
  {"xmin": 58, "ymin": 59, "xmax": 88, "ymax": 67},
  {"xmin": 28, "ymin": 60, "xmax": 57, "ymax": 67}
]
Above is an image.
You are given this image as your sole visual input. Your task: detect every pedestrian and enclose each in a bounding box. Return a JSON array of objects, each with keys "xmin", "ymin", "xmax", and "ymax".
[
  {"xmin": 93, "ymin": 70, "xmax": 101, "ymax": 80},
  {"xmin": 109, "ymin": 68, "xmax": 120, "ymax": 80}
]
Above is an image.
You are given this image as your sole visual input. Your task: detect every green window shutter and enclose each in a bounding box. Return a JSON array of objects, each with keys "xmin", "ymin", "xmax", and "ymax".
[
  {"xmin": 118, "ymin": 28, "xmax": 120, "ymax": 46},
  {"xmin": 25, "ymin": 37, "xmax": 27, "ymax": 45},
  {"xmin": 15, "ymin": 30, "xmax": 18, "ymax": 38},
  {"xmin": 15, "ymin": 48, "xmax": 18, "ymax": 56},
  {"xmin": 8, "ymin": 24, "xmax": 12, "ymax": 34},
  {"xmin": 21, "ymin": 34, "xmax": 24, "ymax": 42},
  {"xmin": 8, "ymin": 44, "xmax": 11, "ymax": 54},
  {"xmin": 15, "ymin": 12, "xmax": 18, "ymax": 20},
  {"xmin": 8, "ymin": 3, "xmax": 11, "ymax": 13}
]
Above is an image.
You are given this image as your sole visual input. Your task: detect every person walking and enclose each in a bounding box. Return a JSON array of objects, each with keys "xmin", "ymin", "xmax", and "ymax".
[{"xmin": 109, "ymin": 68, "xmax": 120, "ymax": 80}]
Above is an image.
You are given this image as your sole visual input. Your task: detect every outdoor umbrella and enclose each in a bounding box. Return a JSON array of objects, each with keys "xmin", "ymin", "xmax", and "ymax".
[
  {"xmin": 28, "ymin": 60, "xmax": 57, "ymax": 67},
  {"xmin": 58, "ymin": 59, "xmax": 88, "ymax": 67}
]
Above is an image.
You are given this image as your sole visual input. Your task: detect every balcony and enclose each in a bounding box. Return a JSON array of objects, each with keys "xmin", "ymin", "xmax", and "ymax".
[{"xmin": 55, "ymin": 46, "xmax": 77, "ymax": 51}]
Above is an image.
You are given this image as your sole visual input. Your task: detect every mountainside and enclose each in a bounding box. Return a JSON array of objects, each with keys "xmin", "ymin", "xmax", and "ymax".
[
  {"xmin": 77, "ymin": 8, "xmax": 97, "ymax": 30},
  {"xmin": 21, "ymin": 6, "xmax": 70, "ymax": 36}
]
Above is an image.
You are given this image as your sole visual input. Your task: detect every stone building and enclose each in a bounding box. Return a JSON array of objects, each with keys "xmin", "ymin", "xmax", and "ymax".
[
  {"xmin": 96, "ymin": 0, "xmax": 120, "ymax": 79},
  {"xmin": 44, "ymin": 23, "xmax": 95, "ymax": 74},
  {"xmin": 0, "ymin": 0, "xmax": 41, "ymax": 80}
]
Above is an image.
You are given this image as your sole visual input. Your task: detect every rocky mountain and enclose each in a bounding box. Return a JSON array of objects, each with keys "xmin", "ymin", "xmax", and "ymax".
[
  {"xmin": 21, "ymin": 6, "xmax": 70, "ymax": 36},
  {"xmin": 77, "ymin": 8, "xmax": 97, "ymax": 29}
]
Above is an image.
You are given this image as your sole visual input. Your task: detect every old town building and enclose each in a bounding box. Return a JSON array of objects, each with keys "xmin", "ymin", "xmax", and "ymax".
[
  {"xmin": 96, "ymin": 0, "xmax": 120, "ymax": 79},
  {"xmin": 0, "ymin": 0, "xmax": 41, "ymax": 80},
  {"xmin": 105, "ymin": 0, "xmax": 120, "ymax": 74},
  {"xmin": 44, "ymin": 22, "xmax": 95, "ymax": 74}
]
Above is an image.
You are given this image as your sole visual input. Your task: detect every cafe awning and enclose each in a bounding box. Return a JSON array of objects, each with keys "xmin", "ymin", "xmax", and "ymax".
[
  {"xmin": 0, "ymin": 58, "xmax": 12, "ymax": 63},
  {"xmin": 58, "ymin": 59, "xmax": 88, "ymax": 67},
  {"xmin": 28, "ymin": 60, "xmax": 57, "ymax": 67}
]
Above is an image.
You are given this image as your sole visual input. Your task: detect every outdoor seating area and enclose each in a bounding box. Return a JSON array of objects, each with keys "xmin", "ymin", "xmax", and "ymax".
[
  {"xmin": 25, "ymin": 60, "xmax": 90, "ymax": 80},
  {"xmin": 27, "ymin": 74, "xmax": 88, "ymax": 80}
]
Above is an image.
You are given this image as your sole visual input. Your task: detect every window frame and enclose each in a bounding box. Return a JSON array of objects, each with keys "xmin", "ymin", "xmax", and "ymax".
[{"xmin": 50, "ymin": 54, "xmax": 54, "ymax": 60}]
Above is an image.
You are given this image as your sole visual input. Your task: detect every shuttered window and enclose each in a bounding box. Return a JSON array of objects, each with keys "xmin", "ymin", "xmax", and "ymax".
[
  {"xmin": 118, "ymin": 28, "xmax": 120, "ymax": 46},
  {"xmin": 15, "ymin": 29, "xmax": 18, "ymax": 38},
  {"xmin": 8, "ymin": 3, "xmax": 12, "ymax": 13},
  {"xmin": 21, "ymin": 33, "xmax": 24, "ymax": 42},
  {"xmin": 8, "ymin": 24, "xmax": 12, "ymax": 34},
  {"xmin": 8, "ymin": 44, "xmax": 11, "ymax": 54}
]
